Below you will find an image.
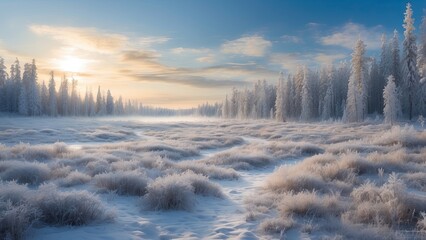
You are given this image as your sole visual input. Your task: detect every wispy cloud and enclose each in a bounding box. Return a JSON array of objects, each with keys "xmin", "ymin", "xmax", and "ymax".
[
  {"xmin": 221, "ymin": 35, "xmax": 272, "ymax": 57},
  {"xmin": 171, "ymin": 47, "xmax": 210, "ymax": 55},
  {"xmin": 314, "ymin": 53, "xmax": 347, "ymax": 65},
  {"xmin": 270, "ymin": 53, "xmax": 312, "ymax": 72},
  {"xmin": 139, "ymin": 36, "xmax": 170, "ymax": 48},
  {"xmin": 270, "ymin": 52, "xmax": 347, "ymax": 72},
  {"xmin": 196, "ymin": 54, "xmax": 215, "ymax": 63},
  {"xmin": 30, "ymin": 25, "xmax": 127, "ymax": 53},
  {"xmin": 132, "ymin": 74, "xmax": 248, "ymax": 88},
  {"xmin": 281, "ymin": 35, "xmax": 301, "ymax": 44},
  {"xmin": 320, "ymin": 22, "xmax": 383, "ymax": 49}
]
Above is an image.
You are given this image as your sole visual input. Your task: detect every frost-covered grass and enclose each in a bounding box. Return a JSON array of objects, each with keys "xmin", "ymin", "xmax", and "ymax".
[
  {"xmin": 94, "ymin": 171, "xmax": 149, "ymax": 195},
  {"xmin": 0, "ymin": 117, "xmax": 425, "ymax": 239},
  {"xmin": 144, "ymin": 171, "xmax": 223, "ymax": 210},
  {"xmin": 256, "ymin": 124, "xmax": 426, "ymax": 239}
]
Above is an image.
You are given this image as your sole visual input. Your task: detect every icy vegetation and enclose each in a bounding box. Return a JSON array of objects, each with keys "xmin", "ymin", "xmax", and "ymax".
[{"xmin": 0, "ymin": 117, "xmax": 425, "ymax": 239}]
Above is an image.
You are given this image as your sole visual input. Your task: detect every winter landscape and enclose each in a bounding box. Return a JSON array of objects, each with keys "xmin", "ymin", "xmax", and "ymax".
[{"xmin": 1, "ymin": 1, "xmax": 426, "ymax": 240}]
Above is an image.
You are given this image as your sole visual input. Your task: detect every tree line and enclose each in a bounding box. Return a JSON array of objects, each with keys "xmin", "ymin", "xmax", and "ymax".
[
  {"xmin": 221, "ymin": 3, "xmax": 426, "ymax": 124},
  {"xmin": 0, "ymin": 58, "xmax": 205, "ymax": 117}
]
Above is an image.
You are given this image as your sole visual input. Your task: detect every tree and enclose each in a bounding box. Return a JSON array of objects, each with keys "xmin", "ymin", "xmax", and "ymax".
[
  {"xmin": 58, "ymin": 75, "xmax": 69, "ymax": 116},
  {"xmin": 70, "ymin": 78, "xmax": 78, "ymax": 116},
  {"xmin": 401, "ymin": 3, "xmax": 420, "ymax": 120},
  {"xmin": 383, "ymin": 75, "xmax": 401, "ymax": 124},
  {"xmin": 222, "ymin": 95, "xmax": 230, "ymax": 118},
  {"xmin": 345, "ymin": 39, "xmax": 368, "ymax": 122},
  {"xmin": 301, "ymin": 67, "xmax": 314, "ymax": 121},
  {"xmin": 96, "ymin": 86, "xmax": 102, "ymax": 115},
  {"xmin": 390, "ymin": 30, "xmax": 401, "ymax": 88},
  {"xmin": 40, "ymin": 81, "xmax": 48, "ymax": 115},
  {"xmin": 0, "ymin": 58, "xmax": 7, "ymax": 111},
  {"xmin": 275, "ymin": 72, "xmax": 286, "ymax": 121},
  {"xmin": 48, "ymin": 72, "xmax": 57, "ymax": 116},
  {"xmin": 106, "ymin": 89, "xmax": 114, "ymax": 115}
]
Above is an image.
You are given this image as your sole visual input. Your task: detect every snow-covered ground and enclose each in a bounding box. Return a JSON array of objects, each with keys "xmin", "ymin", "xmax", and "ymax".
[{"xmin": 0, "ymin": 117, "xmax": 425, "ymax": 239}]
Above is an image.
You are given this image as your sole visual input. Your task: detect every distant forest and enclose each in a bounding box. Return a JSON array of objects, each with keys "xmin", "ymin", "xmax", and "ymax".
[
  {"xmin": 0, "ymin": 58, "xmax": 214, "ymax": 117},
  {"xmin": 1, "ymin": 3, "xmax": 425, "ymax": 123},
  {"xmin": 221, "ymin": 3, "xmax": 426, "ymax": 123}
]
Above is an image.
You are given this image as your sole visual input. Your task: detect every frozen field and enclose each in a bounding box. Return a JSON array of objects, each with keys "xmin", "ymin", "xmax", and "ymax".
[{"xmin": 0, "ymin": 117, "xmax": 426, "ymax": 239}]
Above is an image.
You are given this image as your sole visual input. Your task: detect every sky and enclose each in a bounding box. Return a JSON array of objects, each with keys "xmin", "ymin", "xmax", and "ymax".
[{"xmin": 0, "ymin": 0, "xmax": 426, "ymax": 108}]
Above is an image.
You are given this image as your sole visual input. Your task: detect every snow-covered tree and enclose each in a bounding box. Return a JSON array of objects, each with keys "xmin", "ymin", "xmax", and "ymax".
[
  {"xmin": 275, "ymin": 72, "xmax": 286, "ymax": 121},
  {"xmin": 345, "ymin": 39, "xmax": 368, "ymax": 122},
  {"xmin": 58, "ymin": 75, "xmax": 69, "ymax": 116},
  {"xmin": 106, "ymin": 89, "xmax": 114, "ymax": 115},
  {"xmin": 40, "ymin": 80, "xmax": 48, "ymax": 115},
  {"xmin": 401, "ymin": 3, "xmax": 420, "ymax": 120},
  {"xmin": 388, "ymin": 30, "xmax": 402, "ymax": 89},
  {"xmin": 222, "ymin": 95, "xmax": 230, "ymax": 118},
  {"xmin": 301, "ymin": 67, "xmax": 314, "ymax": 121},
  {"xmin": 383, "ymin": 75, "xmax": 401, "ymax": 124},
  {"xmin": 96, "ymin": 86, "xmax": 102, "ymax": 115},
  {"xmin": 70, "ymin": 78, "xmax": 78, "ymax": 116},
  {"xmin": 0, "ymin": 58, "xmax": 7, "ymax": 111},
  {"xmin": 48, "ymin": 72, "xmax": 57, "ymax": 116}
]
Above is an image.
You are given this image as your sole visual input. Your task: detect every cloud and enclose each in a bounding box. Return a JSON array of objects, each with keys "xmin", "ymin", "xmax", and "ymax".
[
  {"xmin": 314, "ymin": 53, "xmax": 347, "ymax": 65},
  {"xmin": 270, "ymin": 52, "xmax": 348, "ymax": 72},
  {"xmin": 270, "ymin": 53, "xmax": 313, "ymax": 72},
  {"xmin": 171, "ymin": 47, "xmax": 210, "ymax": 55},
  {"xmin": 221, "ymin": 35, "xmax": 272, "ymax": 57},
  {"xmin": 132, "ymin": 74, "xmax": 248, "ymax": 88},
  {"xmin": 196, "ymin": 54, "xmax": 215, "ymax": 63},
  {"xmin": 121, "ymin": 50, "xmax": 160, "ymax": 61},
  {"xmin": 119, "ymin": 50, "xmax": 169, "ymax": 73},
  {"xmin": 30, "ymin": 25, "xmax": 127, "ymax": 53},
  {"xmin": 139, "ymin": 37, "xmax": 170, "ymax": 47},
  {"xmin": 281, "ymin": 35, "xmax": 301, "ymax": 44},
  {"xmin": 320, "ymin": 23, "xmax": 383, "ymax": 49}
]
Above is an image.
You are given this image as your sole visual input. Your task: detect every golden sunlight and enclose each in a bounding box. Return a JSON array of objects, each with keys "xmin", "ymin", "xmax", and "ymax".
[{"xmin": 56, "ymin": 55, "xmax": 87, "ymax": 73}]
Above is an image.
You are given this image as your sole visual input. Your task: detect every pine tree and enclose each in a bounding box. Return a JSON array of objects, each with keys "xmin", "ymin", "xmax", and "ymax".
[
  {"xmin": 402, "ymin": 3, "xmax": 420, "ymax": 120},
  {"xmin": 96, "ymin": 86, "xmax": 102, "ymax": 115},
  {"xmin": 0, "ymin": 58, "xmax": 7, "ymax": 112},
  {"xmin": 383, "ymin": 75, "xmax": 401, "ymax": 125},
  {"xmin": 345, "ymin": 39, "xmax": 367, "ymax": 122},
  {"xmin": 275, "ymin": 72, "xmax": 286, "ymax": 121},
  {"xmin": 390, "ymin": 30, "xmax": 401, "ymax": 88},
  {"xmin": 48, "ymin": 72, "xmax": 57, "ymax": 116},
  {"xmin": 58, "ymin": 75, "xmax": 69, "ymax": 116},
  {"xmin": 222, "ymin": 95, "xmax": 229, "ymax": 118},
  {"xmin": 40, "ymin": 81, "xmax": 48, "ymax": 115},
  {"xmin": 301, "ymin": 67, "xmax": 314, "ymax": 121},
  {"xmin": 106, "ymin": 89, "xmax": 114, "ymax": 115}
]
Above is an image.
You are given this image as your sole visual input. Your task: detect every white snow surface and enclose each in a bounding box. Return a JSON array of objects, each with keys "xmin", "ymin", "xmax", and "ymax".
[{"xmin": 0, "ymin": 116, "xmax": 425, "ymax": 239}]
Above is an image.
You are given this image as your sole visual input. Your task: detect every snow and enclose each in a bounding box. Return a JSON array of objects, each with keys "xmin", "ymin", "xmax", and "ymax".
[{"xmin": 1, "ymin": 117, "xmax": 425, "ymax": 239}]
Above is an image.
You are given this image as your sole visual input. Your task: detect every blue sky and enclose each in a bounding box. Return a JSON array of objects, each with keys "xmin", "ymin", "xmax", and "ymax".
[{"xmin": 0, "ymin": 0, "xmax": 425, "ymax": 107}]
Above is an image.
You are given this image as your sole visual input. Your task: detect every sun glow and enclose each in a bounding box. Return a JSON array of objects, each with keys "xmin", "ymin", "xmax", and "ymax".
[{"xmin": 57, "ymin": 56, "xmax": 87, "ymax": 73}]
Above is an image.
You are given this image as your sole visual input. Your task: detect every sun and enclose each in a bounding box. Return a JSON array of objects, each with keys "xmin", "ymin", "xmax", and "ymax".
[{"xmin": 57, "ymin": 56, "xmax": 87, "ymax": 73}]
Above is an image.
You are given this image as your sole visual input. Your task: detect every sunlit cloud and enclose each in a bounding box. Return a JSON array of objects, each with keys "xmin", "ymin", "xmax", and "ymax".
[
  {"xmin": 132, "ymin": 74, "xmax": 248, "ymax": 88},
  {"xmin": 171, "ymin": 47, "xmax": 210, "ymax": 55},
  {"xmin": 221, "ymin": 35, "xmax": 272, "ymax": 57},
  {"xmin": 139, "ymin": 36, "xmax": 170, "ymax": 48},
  {"xmin": 320, "ymin": 22, "xmax": 383, "ymax": 49},
  {"xmin": 30, "ymin": 24, "xmax": 127, "ymax": 53},
  {"xmin": 196, "ymin": 54, "xmax": 215, "ymax": 63}
]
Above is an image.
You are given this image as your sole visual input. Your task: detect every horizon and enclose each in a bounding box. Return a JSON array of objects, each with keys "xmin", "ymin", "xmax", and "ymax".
[{"xmin": 1, "ymin": 0, "xmax": 426, "ymax": 108}]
